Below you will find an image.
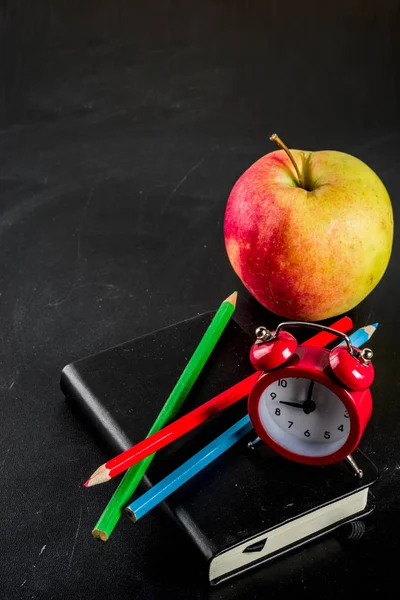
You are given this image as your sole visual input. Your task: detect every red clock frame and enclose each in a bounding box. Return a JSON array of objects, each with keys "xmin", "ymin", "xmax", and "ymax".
[{"xmin": 248, "ymin": 344, "xmax": 372, "ymax": 466}]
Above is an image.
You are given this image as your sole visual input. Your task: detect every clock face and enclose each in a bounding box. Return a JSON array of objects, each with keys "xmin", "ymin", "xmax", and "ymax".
[{"xmin": 258, "ymin": 377, "xmax": 350, "ymax": 458}]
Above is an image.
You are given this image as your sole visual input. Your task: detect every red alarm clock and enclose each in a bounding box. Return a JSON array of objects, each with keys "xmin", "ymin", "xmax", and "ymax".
[{"xmin": 248, "ymin": 322, "xmax": 374, "ymax": 470}]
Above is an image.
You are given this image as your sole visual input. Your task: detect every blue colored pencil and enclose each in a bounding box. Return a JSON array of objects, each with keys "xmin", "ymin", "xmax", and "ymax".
[
  {"xmin": 125, "ymin": 415, "xmax": 253, "ymax": 522},
  {"xmin": 125, "ymin": 323, "xmax": 378, "ymax": 522},
  {"xmin": 338, "ymin": 323, "xmax": 378, "ymax": 348}
]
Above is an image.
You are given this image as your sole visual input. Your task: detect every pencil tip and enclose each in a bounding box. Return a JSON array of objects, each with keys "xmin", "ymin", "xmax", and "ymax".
[
  {"xmin": 84, "ymin": 464, "xmax": 111, "ymax": 487},
  {"xmin": 372, "ymin": 322, "xmax": 379, "ymax": 329},
  {"xmin": 225, "ymin": 291, "xmax": 238, "ymax": 307}
]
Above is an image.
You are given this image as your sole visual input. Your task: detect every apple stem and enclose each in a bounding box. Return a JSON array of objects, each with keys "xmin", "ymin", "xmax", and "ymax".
[{"xmin": 270, "ymin": 133, "xmax": 305, "ymax": 189}]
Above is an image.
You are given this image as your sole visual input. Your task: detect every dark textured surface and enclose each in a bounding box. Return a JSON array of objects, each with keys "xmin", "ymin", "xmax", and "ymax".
[{"xmin": 1, "ymin": 1, "xmax": 400, "ymax": 598}]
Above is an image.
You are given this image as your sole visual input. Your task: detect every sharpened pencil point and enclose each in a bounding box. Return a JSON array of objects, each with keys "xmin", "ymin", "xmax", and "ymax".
[
  {"xmin": 225, "ymin": 291, "xmax": 238, "ymax": 307},
  {"xmin": 84, "ymin": 464, "xmax": 111, "ymax": 487},
  {"xmin": 364, "ymin": 323, "xmax": 379, "ymax": 336}
]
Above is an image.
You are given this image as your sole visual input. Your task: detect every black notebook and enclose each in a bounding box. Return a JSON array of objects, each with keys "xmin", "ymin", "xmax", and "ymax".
[{"xmin": 60, "ymin": 312, "xmax": 378, "ymax": 586}]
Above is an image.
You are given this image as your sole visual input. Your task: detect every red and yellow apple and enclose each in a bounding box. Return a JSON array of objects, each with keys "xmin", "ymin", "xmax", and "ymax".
[{"xmin": 224, "ymin": 135, "xmax": 393, "ymax": 321}]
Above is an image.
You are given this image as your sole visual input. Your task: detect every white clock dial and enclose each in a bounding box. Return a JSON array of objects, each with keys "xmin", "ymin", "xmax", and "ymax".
[{"xmin": 258, "ymin": 377, "xmax": 350, "ymax": 457}]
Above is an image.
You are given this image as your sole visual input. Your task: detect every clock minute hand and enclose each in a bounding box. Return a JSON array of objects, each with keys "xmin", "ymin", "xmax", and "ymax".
[
  {"xmin": 306, "ymin": 380, "xmax": 315, "ymax": 403},
  {"xmin": 279, "ymin": 401, "xmax": 304, "ymax": 408},
  {"xmin": 303, "ymin": 380, "xmax": 316, "ymax": 414}
]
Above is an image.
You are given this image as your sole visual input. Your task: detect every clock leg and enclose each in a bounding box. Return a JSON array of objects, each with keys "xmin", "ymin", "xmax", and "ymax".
[
  {"xmin": 345, "ymin": 454, "xmax": 363, "ymax": 478},
  {"xmin": 247, "ymin": 436, "xmax": 262, "ymax": 450}
]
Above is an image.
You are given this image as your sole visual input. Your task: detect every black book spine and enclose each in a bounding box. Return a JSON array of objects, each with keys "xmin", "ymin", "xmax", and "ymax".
[
  {"xmin": 60, "ymin": 363, "xmax": 216, "ymax": 563},
  {"xmin": 61, "ymin": 364, "xmax": 134, "ymax": 454}
]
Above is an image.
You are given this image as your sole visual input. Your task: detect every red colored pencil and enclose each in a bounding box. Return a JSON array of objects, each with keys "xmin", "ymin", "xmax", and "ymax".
[{"xmin": 84, "ymin": 316, "xmax": 352, "ymax": 486}]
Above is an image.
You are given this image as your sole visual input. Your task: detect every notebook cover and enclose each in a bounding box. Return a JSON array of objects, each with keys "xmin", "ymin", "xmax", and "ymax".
[{"xmin": 60, "ymin": 312, "xmax": 378, "ymax": 584}]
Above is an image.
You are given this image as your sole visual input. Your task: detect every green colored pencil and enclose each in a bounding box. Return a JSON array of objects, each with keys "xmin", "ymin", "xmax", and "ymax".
[{"xmin": 92, "ymin": 291, "xmax": 238, "ymax": 541}]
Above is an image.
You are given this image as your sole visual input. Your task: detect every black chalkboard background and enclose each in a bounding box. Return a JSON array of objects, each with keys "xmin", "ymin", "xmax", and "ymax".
[{"xmin": 1, "ymin": 2, "xmax": 399, "ymax": 599}]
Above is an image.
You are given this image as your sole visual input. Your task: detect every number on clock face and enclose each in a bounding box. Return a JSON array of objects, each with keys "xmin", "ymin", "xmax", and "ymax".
[{"xmin": 258, "ymin": 377, "xmax": 350, "ymax": 458}]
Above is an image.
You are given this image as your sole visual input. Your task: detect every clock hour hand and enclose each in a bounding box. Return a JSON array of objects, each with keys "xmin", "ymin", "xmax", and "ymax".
[{"xmin": 279, "ymin": 401, "xmax": 304, "ymax": 408}]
